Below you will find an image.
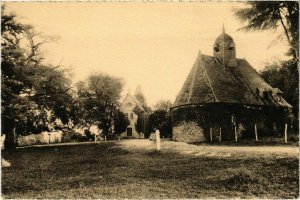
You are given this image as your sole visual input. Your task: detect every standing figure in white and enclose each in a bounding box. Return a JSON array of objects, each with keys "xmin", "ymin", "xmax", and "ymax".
[{"xmin": 1, "ymin": 134, "xmax": 11, "ymax": 167}]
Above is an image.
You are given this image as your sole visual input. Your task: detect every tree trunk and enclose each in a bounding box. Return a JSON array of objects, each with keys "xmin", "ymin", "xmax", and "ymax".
[
  {"xmin": 5, "ymin": 126, "xmax": 17, "ymax": 150},
  {"xmin": 278, "ymin": 12, "xmax": 299, "ymax": 61}
]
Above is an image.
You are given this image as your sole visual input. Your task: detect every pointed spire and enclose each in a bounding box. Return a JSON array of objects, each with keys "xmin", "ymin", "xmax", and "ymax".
[{"xmin": 222, "ymin": 23, "xmax": 225, "ymax": 34}]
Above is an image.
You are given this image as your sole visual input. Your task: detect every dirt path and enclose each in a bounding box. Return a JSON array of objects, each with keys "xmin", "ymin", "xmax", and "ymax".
[
  {"xmin": 17, "ymin": 139, "xmax": 299, "ymax": 158},
  {"xmin": 118, "ymin": 139, "xmax": 299, "ymax": 158}
]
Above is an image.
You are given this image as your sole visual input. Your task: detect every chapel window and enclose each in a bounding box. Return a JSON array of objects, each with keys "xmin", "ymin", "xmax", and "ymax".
[
  {"xmin": 214, "ymin": 46, "xmax": 220, "ymax": 52},
  {"xmin": 263, "ymin": 91, "xmax": 269, "ymax": 99},
  {"xmin": 228, "ymin": 43, "xmax": 235, "ymax": 50},
  {"xmin": 256, "ymin": 88, "xmax": 260, "ymax": 96}
]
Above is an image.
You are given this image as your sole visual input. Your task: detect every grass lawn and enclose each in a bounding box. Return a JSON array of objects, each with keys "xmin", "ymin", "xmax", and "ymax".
[
  {"xmin": 2, "ymin": 142, "xmax": 299, "ymax": 199},
  {"xmin": 192, "ymin": 135, "xmax": 299, "ymax": 146}
]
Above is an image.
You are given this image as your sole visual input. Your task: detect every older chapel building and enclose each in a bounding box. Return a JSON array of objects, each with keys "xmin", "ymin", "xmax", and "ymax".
[{"xmin": 119, "ymin": 93, "xmax": 145, "ymax": 138}]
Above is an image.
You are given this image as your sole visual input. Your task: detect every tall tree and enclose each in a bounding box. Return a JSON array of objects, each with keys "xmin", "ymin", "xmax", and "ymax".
[
  {"xmin": 134, "ymin": 85, "xmax": 149, "ymax": 111},
  {"xmin": 133, "ymin": 105, "xmax": 148, "ymax": 137},
  {"xmin": 235, "ymin": 1, "xmax": 299, "ymax": 61},
  {"xmin": 260, "ymin": 60, "xmax": 299, "ymax": 129},
  {"xmin": 76, "ymin": 73, "xmax": 124, "ymax": 139},
  {"xmin": 154, "ymin": 100, "xmax": 172, "ymax": 112},
  {"xmin": 133, "ymin": 85, "xmax": 151, "ymax": 137},
  {"xmin": 148, "ymin": 110, "xmax": 171, "ymax": 138},
  {"xmin": 1, "ymin": 7, "xmax": 73, "ymax": 148},
  {"xmin": 235, "ymin": 2, "xmax": 299, "ymax": 131},
  {"xmin": 146, "ymin": 99, "xmax": 173, "ymax": 138},
  {"xmin": 113, "ymin": 110, "xmax": 130, "ymax": 136}
]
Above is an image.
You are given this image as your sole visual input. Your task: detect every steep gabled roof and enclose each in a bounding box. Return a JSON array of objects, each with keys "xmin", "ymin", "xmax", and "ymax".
[
  {"xmin": 120, "ymin": 93, "xmax": 145, "ymax": 112},
  {"xmin": 173, "ymin": 51, "xmax": 292, "ymax": 108},
  {"xmin": 173, "ymin": 52, "xmax": 217, "ymax": 106}
]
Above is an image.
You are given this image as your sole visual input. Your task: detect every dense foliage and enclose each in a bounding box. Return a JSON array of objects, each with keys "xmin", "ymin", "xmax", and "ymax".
[
  {"xmin": 154, "ymin": 100, "xmax": 172, "ymax": 112},
  {"xmin": 236, "ymin": 1, "xmax": 299, "ymax": 132},
  {"xmin": 148, "ymin": 110, "xmax": 172, "ymax": 138},
  {"xmin": 133, "ymin": 106, "xmax": 147, "ymax": 135},
  {"xmin": 132, "ymin": 86, "xmax": 151, "ymax": 137},
  {"xmin": 1, "ymin": 7, "xmax": 73, "ymax": 148},
  {"xmin": 1, "ymin": 8, "xmax": 129, "ymax": 147},
  {"xmin": 74, "ymin": 73, "xmax": 129, "ymax": 138},
  {"xmin": 235, "ymin": 1, "xmax": 299, "ymax": 61},
  {"xmin": 148, "ymin": 100, "xmax": 173, "ymax": 138},
  {"xmin": 133, "ymin": 85, "xmax": 147, "ymax": 110},
  {"xmin": 260, "ymin": 60, "xmax": 299, "ymax": 130},
  {"xmin": 113, "ymin": 110, "xmax": 130, "ymax": 135}
]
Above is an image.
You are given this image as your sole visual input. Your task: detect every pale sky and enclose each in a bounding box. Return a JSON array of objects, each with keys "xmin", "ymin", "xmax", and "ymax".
[{"xmin": 5, "ymin": 2, "xmax": 290, "ymax": 106}]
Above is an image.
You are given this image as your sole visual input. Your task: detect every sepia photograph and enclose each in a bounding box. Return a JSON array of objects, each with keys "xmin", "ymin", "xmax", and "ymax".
[{"xmin": 1, "ymin": 1, "xmax": 299, "ymax": 199}]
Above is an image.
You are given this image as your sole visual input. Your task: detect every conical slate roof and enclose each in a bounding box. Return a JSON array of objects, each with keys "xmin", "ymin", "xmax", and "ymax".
[{"xmin": 173, "ymin": 51, "xmax": 292, "ymax": 108}]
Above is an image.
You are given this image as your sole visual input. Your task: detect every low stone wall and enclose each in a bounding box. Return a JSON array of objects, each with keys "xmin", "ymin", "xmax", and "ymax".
[
  {"xmin": 17, "ymin": 131, "xmax": 63, "ymax": 146},
  {"xmin": 172, "ymin": 121, "xmax": 206, "ymax": 143}
]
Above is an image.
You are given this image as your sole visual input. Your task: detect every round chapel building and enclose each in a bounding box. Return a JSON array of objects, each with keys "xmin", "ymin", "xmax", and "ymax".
[{"xmin": 170, "ymin": 28, "xmax": 292, "ymax": 143}]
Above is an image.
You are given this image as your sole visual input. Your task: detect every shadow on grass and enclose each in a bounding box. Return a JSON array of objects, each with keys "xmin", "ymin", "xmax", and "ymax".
[
  {"xmin": 191, "ymin": 136, "xmax": 299, "ymax": 146},
  {"xmin": 1, "ymin": 142, "xmax": 299, "ymax": 199}
]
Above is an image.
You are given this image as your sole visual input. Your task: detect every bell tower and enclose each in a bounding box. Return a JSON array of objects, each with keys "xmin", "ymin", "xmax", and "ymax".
[{"xmin": 213, "ymin": 26, "xmax": 237, "ymax": 67}]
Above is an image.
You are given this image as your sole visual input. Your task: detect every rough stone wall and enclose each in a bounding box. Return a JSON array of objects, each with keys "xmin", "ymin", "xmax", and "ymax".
[{"xmin": 172, "ymin": 121, "xmax": 206, "ymax": 143}]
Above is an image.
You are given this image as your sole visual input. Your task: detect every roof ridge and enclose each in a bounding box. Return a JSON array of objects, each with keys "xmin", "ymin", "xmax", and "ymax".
[
  {"xmin": 237, "ymin": 59, "xmax": 292, "ymax": 108},
  {"xmin": 120, "ymin": 93, "xmax": 145, "ymax": 111},
  {"xmin": 132, "ymin": 95, "xmax": 145, "ymax": 112},
  {"xmin": 187, "ymin": 54, "xmax": 199, "ymax": 103},
  {"xmin": 231, "ymin": 60, "xmax": 262, "ymax": 102},
  {"xmin": 200, "ymin": 54, "xmax": 219, "ymax": 102},
  {"xmin": 120, "ymin": 93, "xmax": 129, "ymax": 106}
]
